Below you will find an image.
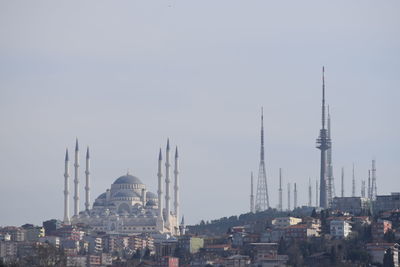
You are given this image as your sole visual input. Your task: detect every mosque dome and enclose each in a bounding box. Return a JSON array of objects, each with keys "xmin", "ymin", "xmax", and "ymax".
[
  {"xmin": 97, "ymin": 193, "xmax": 106, "ymax": 199},
  {"xmin": 113, "ymin": 174, "xmax": 143, "ymax": 185}
]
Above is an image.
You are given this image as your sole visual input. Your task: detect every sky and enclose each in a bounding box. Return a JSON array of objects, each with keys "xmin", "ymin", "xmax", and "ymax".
[{"xmin": 0, "ymin": 1, "xmax": 399, "ymax": 227}]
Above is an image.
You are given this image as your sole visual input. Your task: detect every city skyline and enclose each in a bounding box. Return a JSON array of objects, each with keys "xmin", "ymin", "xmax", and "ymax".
[{"xmin": 0, "ymin": 1, "xmax": 399, "ymax": 227}]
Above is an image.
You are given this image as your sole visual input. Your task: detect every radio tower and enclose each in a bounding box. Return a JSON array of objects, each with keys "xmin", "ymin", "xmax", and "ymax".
[
  {"xmin": 287, "ymin": 183, "xmax": 291, "ymax": 211},
  {"xmin": 352, "ymin": 164, "xmax": 356, "ymax": 197},
  {"xmin": 255, "ymin": 108, "xmax": 269, "ymax": 211},
  {"xmin": 315, "ymin": 179, "xmax": 319, "ymax": 207},
  {"xmin": 371, "ymin": 160, "xmax": 377, "ymax": 200},
  {"xmin": 278, "ymin": 168, "xmax": 283, "ymax": 212},
  {"xmin": 368, "ymin": 170, "xmax": 372, "ymax": 200},
  {"xmin": 294, "ymin": 183, "xmax": 298, "ymax": 209},
  {"xmin": 308, "ymin": 178, "xmax": 312, "ymax": 207},
  {"xmin": 361, "ymin": 180, "xmax": 366, "ymax": 198},
  {"xmin": 341, "ymin": 167, "xmax": 344, "ymax": 197},
  {"xmin": 316, "ymin": 66, "xmax": 331, "ymax": 209},
  {"xmin": 326, "ymin": 106, "xmax": 335, "ymax": 207},
  {"xmin": 250, "ymin": 172, "xmax": 255, "ymax": 213}
]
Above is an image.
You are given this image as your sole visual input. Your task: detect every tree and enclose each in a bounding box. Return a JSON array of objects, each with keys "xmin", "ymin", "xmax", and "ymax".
[{"xmin": 383, "ymin": 248, "xmax": 395, "ymax": 267}]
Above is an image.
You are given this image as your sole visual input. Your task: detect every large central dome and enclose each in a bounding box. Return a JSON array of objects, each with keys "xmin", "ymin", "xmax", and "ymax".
[{"xmin": 113, "ymin": 174, "xmax": 143, "ymax": 185}]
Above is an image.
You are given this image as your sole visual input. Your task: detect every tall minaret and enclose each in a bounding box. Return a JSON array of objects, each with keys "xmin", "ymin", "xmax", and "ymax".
[
  {"xmin": 341, "ymin": 167, "xmax": 344, "ymax": 197},
  {"xmin": 73, "ymin": 138, "xmax": 80, "ymax": 217},
  {"xmin": 294, "ymin": 183, "xmax": 298, "ymax": 209},
  {"xmin": 165, "ymin": 139, "xmax": 171, "ymax": 228},
  {"xmin": 179, "ymin": 216, "xmax": 186, "ymax": 235},
  {"xmin": 84, "ymin": 147, "xmax": 90, "ymax": 211},
  {"xmin": 250, "ymin": 172, "xmax": 255, "ymax": 213},
  {"xmin": 157, "ymin": 148, "xmax": 164, "ymax": 227},
  {"xmin": 63, "ymin": 149, "xmax": 70, "ymax": 224},
  {"xmin": 255, "ymin": 107, "xmax": 269, "ymax": 211},
  {"xmin": 287, "ymin": 183, "xmax": 291, "ymax": 211},
  {"xmin": 308, "ymin": 178, "xmax": 312, "ymax": 207},
  {"xmin": 278, "ymin": 169, "xmax": 283, "ymax": 212},
  {"xmin": 316, "ymin": 67, "xmax": 331, "ymax": 208},
  {"xmin": 326, "ymin": 106, "xmax": 335, "ymax": 207},
  {"xmin": 352, "ymin": 164, "xmax": 356, "ymax": 197},
  {"xmin": 174, "ymin": 146, "xmax": 180, "ymax": 228}
]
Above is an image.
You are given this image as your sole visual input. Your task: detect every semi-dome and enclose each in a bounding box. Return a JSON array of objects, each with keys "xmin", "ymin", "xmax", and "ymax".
[
  {"xmin": 146, "ymin": 191, "xmax": 157, "ymax": 199},
  {"xmin": 113, "ymin": 174, "xmax": 143, "ymax": 185},
  {"xmin": 97, "ymin": 193, "xmax": 106, "ymax": 199}
]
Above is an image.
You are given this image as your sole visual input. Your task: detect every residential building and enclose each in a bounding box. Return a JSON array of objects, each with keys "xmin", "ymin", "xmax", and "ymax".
[
  {"xmin": 330, "ymin": 220, "xmax": 352, "ymax": 239},
  {"xmin": 372, "ymin": 219, "xmax": 392, "ymax": 241},
  {"xmin": 366, "ymin": 243, "xmax": 399, "ymax": 267},
  {"xmin": 284, "ymin": 224, "xmax": 319, "ymax": 241},
  {"xmin": 332, "ymin": 197, "xmax": 370, "ymax": 215},
  {"xmin": 223, "ymin": 254, "xmax": 250, "ymax": 267},
  {"xmin": 374, "ymin": 193, "xmax": 400, "ymax": 213},
  {"xmin": 250, "ymin": 243, "xmax": 288, "ymax": 267},
  {"xmin": 178, "ymin": 235, "xmax": 204, "ymax": 253},
  {"xmin": 271, "ymin": 217, "xmax": 302, "ymax": 228}
]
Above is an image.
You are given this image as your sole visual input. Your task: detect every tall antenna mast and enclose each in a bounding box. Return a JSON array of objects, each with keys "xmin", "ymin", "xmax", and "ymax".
[
  {"xmin": 316, "ymin": 66, "xmax": 331, "ymax": 208},
  {"xmin": 371, "ymin": 159, "xmax": 377, "ymax": 200},
  {"xmin": 279, "ymin": 168, "xmax": 283, "ymax": 212},
  {"xmin": 341, "ymin": 167, "xmax": 344, "ymax": 197},
  {"xmin": 308, "ymin": 178, "xmax": 312, "ymax": 207},
  {"xmin": 287, "ymin": 183, "xmax": 291, "ymax": 211},
  {"xmin": 250, "ymin": 172, "xmax": 255, "ymax": 213},
  {"xmin": 315, "ymin": 179, "xmax": 319, "ymax": 207},
  {"xmin": 255, "ymin": 107, "xmax": 270, "ymax": 211},
  {"xmin": 352, "ymin": 163, "xmax": 356, "ymax": 197},
  {"xmin": 361, "ymin": 180, "xmax": 366, "ymax": 198},
  {"xmin": 294, "ymin": 183, "xmax": 298, "ymax": 209}
]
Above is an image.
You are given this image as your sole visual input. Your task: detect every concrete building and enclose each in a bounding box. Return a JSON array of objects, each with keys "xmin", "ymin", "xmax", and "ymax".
[
  {"xmin": 250, "ymin": 243, "xmax": 288, "ymax": 267},
  {"xmin": 178, "ymin": 235, "xmax": 204, "ymax": 254},
  {"xmin": 0, "ymin": 241, "xmax": 18, "ymax": 262},
  {"xmin": 223, "ymin": 255, "xmax": 250, "ymax": 267},
  {"xmin": 284, "ymin": 224, "xmax": 319, "ymax": 241},
  {"xmin": 366, "ymin": 243, "xmax": 399, "ymax": 267},
  {"xmin": 271, "ymin": 217, "xmax": 302, "ymax": 228},
  {"xmin": 332, "ymin": 196, "xmax": 370, "ymax": 215},
  {"xmin": 330, "ymin": 220, "xmax": 352, "ymax": 239},
  {"xmin": 372, "ymin": 219, "xmax": 392, "ymax": 241},
  {"xmin": 374, "ymin": 193, "xmax": 400, "ymax": 213}
]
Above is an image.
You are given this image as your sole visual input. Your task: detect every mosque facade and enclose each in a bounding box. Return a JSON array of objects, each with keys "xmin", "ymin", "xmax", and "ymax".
[{"xmin": 62, "ymin": 139, "xmax": 184, "ymax": 236}]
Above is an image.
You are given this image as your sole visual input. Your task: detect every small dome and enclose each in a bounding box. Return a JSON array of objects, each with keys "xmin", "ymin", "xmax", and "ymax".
[
  {"xmin": 113, "ymin": 191, "xmax": 140, "ymax": 198},
  {"xmin": 146, "ymin": 191, "xmax": 157, "ymax": 199},
  {"xmin": 113, "ymin": 174, "xmax": 143, "ymax": 185},
  {"xmin": 97, "ymin": 193, "xmax": 106, "ymax": 199}
]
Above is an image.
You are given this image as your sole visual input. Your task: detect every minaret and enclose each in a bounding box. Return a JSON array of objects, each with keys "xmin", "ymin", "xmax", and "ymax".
[
  {"xmin": 352, "ymin": 164, "xmax": 356, "ymax": 197},
  {"xmin": 63, "ymin": 149, "xmax": 70, "ymax": 224},
  {"xmin": 174, "ymin": 146, "xmax": 180, "ymax": 229},
  {"xmin": 371, "ymin": 160, "xmax": 377, "ymax": 200},
  {"xmin": 278, "ymin": 168, "xmax": 283, "ymax": 212},
  {"xmin": 250, "ymin": 172, "xmax": 255, "ymax": 213},
  {"xmin": 308, "ymin": 178, "xmax": 312, "ymax": 207},
  {"xmin": 341, "ymin": 167, "xmax": 344, "ymax": 197},
  {"xmin": 84, "ymin": 147, "xmax": 90, "ymax": 211},
  {"xmin": 157, "ymin": 148, "xmax": 164, "ymax": 228},
  {"xmin": 73, "ymin": 138, "xmax": 80, "ymax": 217},
  {"xmin": 316, "ymin": 67, "xmax": 331, "ymax": 209},
  {"xmin": 165, "ymin": 139, "xmax": 171, "ymax": 228},
  {"xmin": 179, "ymin": 216, "xmax": 186, "ymax": 235},
  {"xmin": 294, "ymin": 183, "xmax": 298, "ymax": 209},
  {"xmin": 326, "ymin": 106, "xmax": 335, "ymax": 207},
  {"xmin": 255, "ymin": 107, "xmax": 270, "ymax": 211},
  {"xmin": 287, "ymin": 183, "xmax": 291, "ymax": 211}
]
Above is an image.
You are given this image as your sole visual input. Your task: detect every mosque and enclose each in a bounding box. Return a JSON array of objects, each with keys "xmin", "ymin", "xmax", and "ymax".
[{"xmin": 62, "ymin": 139, "xmax": 184, "ymax": 236}]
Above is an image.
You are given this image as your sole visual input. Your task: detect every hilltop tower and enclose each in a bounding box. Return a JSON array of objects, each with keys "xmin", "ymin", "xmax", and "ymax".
[
  {"xmin": 294, "ymin": 183, "xmax": 298, "ymax": 209},
  {"xmin": 316, "ymin": 67, "xmax": 331, "ymax": 209},
  {"xmin": 255, "ymin": 108, "xmax": 269, "ymax": 211},
  {"xmin": 308, "ymin": 178, "xmax": 312, "ymax": 207},
  {"xmin": 326, "ymin": 107, "xmax": 335, "ymax": 207},
  {"xmin": 341, "ymin": 167, "xmax": 344, "ymax": 197},
  {"xmin": 278, "ymin": 168, "xmax": 283, "ymax": 212},
  {"xmin": 287, "ymin": 183, "xmax": 291, "ymax": 211},
  {"xmin": 352, "ymin": 164, "xmax": 356, "ymax": 197},
  {"xmin": 371, "ymin": 160, "xmax": 377, "ymax": 200}
]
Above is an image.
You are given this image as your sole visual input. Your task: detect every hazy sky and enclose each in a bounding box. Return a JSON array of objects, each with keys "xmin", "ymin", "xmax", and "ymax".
[{"xmin": 0, "ymin": 1, "xmax": 399, "ymax": 227}]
